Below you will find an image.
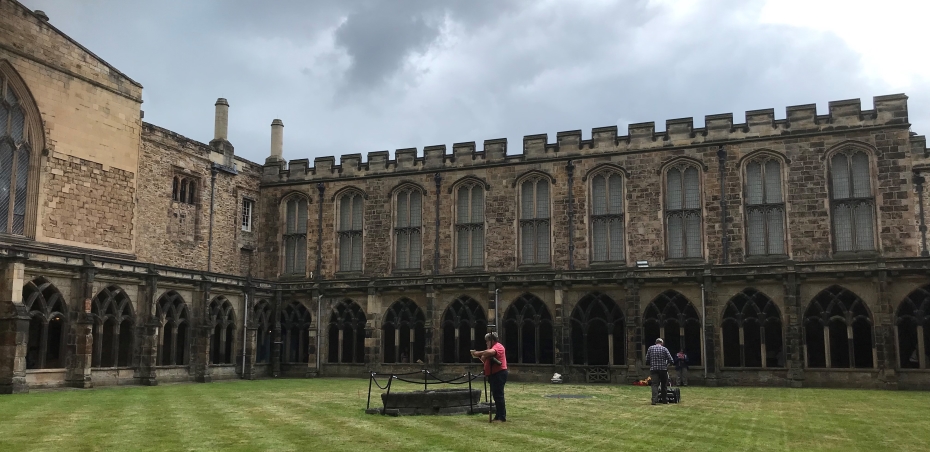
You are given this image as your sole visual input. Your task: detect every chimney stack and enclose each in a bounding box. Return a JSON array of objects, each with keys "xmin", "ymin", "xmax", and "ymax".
[
  {"xmin": 214, "ymin": 98, "xmax": 229, "ymax": 141},
  {"xmin": 270, "ymin": 119, "xmax": 284, "ymax": 160}
]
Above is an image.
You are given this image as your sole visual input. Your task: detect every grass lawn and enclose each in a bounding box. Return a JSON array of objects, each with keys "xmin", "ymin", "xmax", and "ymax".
[{"xmin": 1, "ymin": 377, "xmax": 928, "ymax": 451}]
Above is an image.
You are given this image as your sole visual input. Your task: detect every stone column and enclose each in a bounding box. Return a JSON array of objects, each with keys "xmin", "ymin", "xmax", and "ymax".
[
  {"xmin": 425, "ymin": 285, "xmax": 438, "ymax": 366},
  {"xmin": 241, "ymin": 285, "xmax": 257, "ymax": 380},
  {"xmin": 271, "ymin": 289, "xmax": 282, "ymax": 377},
  {"xmin": 192, "ymin": 280, "xmax": 212, "ymax": 383},
  {"xmin": 367, "ymin": 288, "xmax": 382, "ymax": 373},
  {"xmin": 877, "ymin": 268, "xmax": 898, "ymax": 389},
  {"xmin": 702, "ymin": 272, "xmax": 719, "ymax": 387},
  {"xmin": 0, "ymin": 259, "xmax": 29, "ymax": 394},
  {"xmin": 552, "ymin": 283, "xmax": 566, "ymax": 374},
  {"xmin": 784, "ymin": 264, "xmax": 804, "ymax": 387},
  {"xmin": 625, "ymin": 275, "xmax": 643, "ymax": 382},
  {"xmin": 65, "ymin": 261, "xmax": 95, "ymax": 388},
  {"xmin": 137, "ymin": 268, "xmax": 159, "ymax": 386}
]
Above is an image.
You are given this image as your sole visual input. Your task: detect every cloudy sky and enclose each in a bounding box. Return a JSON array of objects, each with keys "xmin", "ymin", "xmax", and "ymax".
[{"xmin": 19, "ymin": 0, "xmax": 930, "ymax": 165}]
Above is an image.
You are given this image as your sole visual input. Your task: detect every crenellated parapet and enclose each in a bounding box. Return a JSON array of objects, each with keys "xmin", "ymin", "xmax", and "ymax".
[{"xmin": 262, "ymin": 94, "xmax": 910, "ymax": 183}]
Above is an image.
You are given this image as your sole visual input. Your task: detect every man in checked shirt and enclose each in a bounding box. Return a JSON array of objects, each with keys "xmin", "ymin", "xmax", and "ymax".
[{"xmin": 646, "ymin": 338, "xmax": 675, "ymax": 405}]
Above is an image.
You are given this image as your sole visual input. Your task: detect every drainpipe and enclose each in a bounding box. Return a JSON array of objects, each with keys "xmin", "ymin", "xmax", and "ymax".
[
  {"xmin": 207, "ymin": 165, "xmax": 218, "ymax": 272},
  {"xmin": 317, "ymin": 294, "xmax": 323, "ymax": 372},
  {"xmin": 701, "ymin": 283, "xmax": 707, "ymax": 381},
  {"xmin": 433, "ymin": 173, "xmax": 442, "ymax": 274},
  {"xmin": 494, "ymin": 288, "xmax": 500, "ymax": 335},
  {"xmin": 566, "ymin": 160, "xmax": 575, "ymax": 270},
  {"xmin": 316, "ymin": 183, "xmax": 325, "ymax": 279},
  {"xmin": 241, "ymin": 287, "xmax": 249, "ymax": 375}
]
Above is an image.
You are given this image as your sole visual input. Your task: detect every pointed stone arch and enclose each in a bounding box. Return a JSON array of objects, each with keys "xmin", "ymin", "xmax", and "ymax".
[
  {"xmin": 721, "ymin": 288, "xmax": 783, "ymax": 368},
  {"xmin": 503, "ymin": 293, "xmax": 554, "ymax": 364},
  {"xmin": 90, "ymin": 285, "xmax": 134, "ymax": 368},
  {"xmin": 155, "ymin": 291, "xmax": 190, "ymax": 366},
  {"xmin": 803, "ymin": 285, "xmax": 874, "ymax": 368},
  {"xmin": 570, "ymin": 292, "xmax": 624, "ymax": 366},
  {"xmin": 643, "ymin": 290, "xmax": 702, "ymax": 365},
  {"xmin": 382, "ymin": 298, "xmax": 426, "ymax": 364},
  {"xmin": 208, "ymin": 296, "xmax": 236, "ymax": 365},
  {"xmin": 896, "ymin": 284, "xmax": 930, "ymax": 369},
  {"xmin": 23, "ymin": 277, "xmax": 67, "ymax": 369},
  {"xmin": 441, "ymin": 296, "xmax": 487, "ymax": 363},
  {"xmin": 0, "ymin": 60, "xmax": 44, "ymax": 238},
  {"xmin": 327, "ymin": 299, "xmax": 365, "ymax": 364},
  {"xmin": 251, "ymin": 299, "xmax": 273, "ymax": 364},
  {"xmin": 280, "ymin": 300, "xmax": 312, "ymax": 364}
]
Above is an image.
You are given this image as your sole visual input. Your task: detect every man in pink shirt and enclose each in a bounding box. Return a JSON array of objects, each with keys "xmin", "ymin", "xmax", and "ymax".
[{"xmin": 471, "ymin": 332, "xmax": 508, "ymax": 422}]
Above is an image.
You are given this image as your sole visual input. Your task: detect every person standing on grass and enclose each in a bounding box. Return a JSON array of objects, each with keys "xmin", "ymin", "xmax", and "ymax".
[
  {"xmin": 471, "ymin": 332, "xmax": 508, "ymax": 422},
  {"xmin": 646, "ymin": 338, "xmax": 674, "ymax": 405},
  {"xmin": 675, "ymin": 349, "xmax": 689, "ymax": 386}
]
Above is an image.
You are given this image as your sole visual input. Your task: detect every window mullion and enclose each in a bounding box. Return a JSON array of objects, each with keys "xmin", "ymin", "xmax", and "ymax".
[{"xmin": 7, "ymin": 147, "xmax": 15, "ymax": 233}]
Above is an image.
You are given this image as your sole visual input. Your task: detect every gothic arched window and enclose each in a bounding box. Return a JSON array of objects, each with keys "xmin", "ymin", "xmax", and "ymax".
[
  {"xmin": 0, "ymin": 64, "xmax": 40, "ymax": 236},
  {"xmin": 804, "ymin": 286, "xmax": 874, "ymax": 368},
  {"xmin": 24, "ymin": 277, "xmax": 67, "ymax": 369},
  {"xmin": 503, "ymin": 293, "xmax": 554, "ymax": 364},
  {"xmin": 643, "ymin": 290, "xmax": 702, "ymax": 365},
  {"xmin": 721, "ymin": 289, "xmax": 783, "ymax": 368},
  {"xmin": 455, "ymin": 182, "xmax": 485, "ymax": 268},
  {"xmin": 744, "ymin": 156, "xmax": 786, "ymax": 256},
  {"xmin": 519, "ymin": 176, "xmax": 550, "ymax": 265},
  {"xmin": 156, "ymin": 291, "xmax": 190, "ymax": 366},
  {"xmin": 208, "ymin": 297, "xmax": 236, "ymax": 365},
  {"xmin": 589, "ymin": 170, "xmax": 625, "ymax": 263},
  {"xmin": 896, "ymin": 285, "xmax": 930, "ymax": 369},
  {"xmin": 394, "ymin": 187, "xmax": 423, "ymax": 270},
  {"xmin": 441, "ymin": 296, "xmax": 487, "ymax": 363},
  {"xmin": 665, "ymin": 163, "xmax": 702, "ymax": 259},
  {"xmin": 251, "ymin": 299, "xmax": 273, "ymax": 364},
  {"xmin": 283, "ymin": 195, "xmax": 308, "ymax": 276},
  {"xmin": 570, "ymin": 292, "xmax": 624, "ymax": 366},
  {"xmin": 337, "ymin": 191, "xmax": 364, "ymax": 272},
  {"xmin": 327, "ymin": 299, "xmax": 365, "ymax": 363},
  {"xmin": 280, "ymin": 301, "xmax": 312, "ymax": 364},
  {"xmin": 382, "ymin": 298, "xmax": 426, "ymax": 363},
  {"xmin": 90, "ymin": 285, "xmax": 134, "ymax": 368},
  {"xmin": 829, "ymin": 149, "xmax": 875, "ymax": 252}
]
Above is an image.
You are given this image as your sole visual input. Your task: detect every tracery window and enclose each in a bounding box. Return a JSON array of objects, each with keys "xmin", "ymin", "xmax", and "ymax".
[
  {"xmin": 394, "ymin": 187, "xmax": 422, "ymax": 270},
  {"xmin": 280, "ymin": 301, "xmax": 311, "ymax": 364},
  {"xmin": 803, "ymin": 286, "xmax": 874, "ymax": 368},
  {"xmin": 251, "ymin": 299, "xmax": 273, "ymax": 364},
  {"xmin": 441, "ymin": 296, "xmax": 487, "ymax": 363},
  {"xmin": 744, "ymin": 157, "xmax": 786, "ymax": 256},
  {"xmin": 896, "ymin": 285, "xmax": 930, "ymax": 369},
  {"xmin": 829, "ymin": 150, "xmax": 875, "ymax": 252},
  {"xmin": 208, "ymin": 297, "xmax": 236, "ymax": 365},
  {"xmin": 24, "ymin": 277, "xmax": 67, "ymax": 369},
  {"xmin": 569, "ymin": 292, "xmax": 624, "ymax": 366},
  {"xmin": 589, "ymin": 170, "xmax": 625, "ymax": 263},
  {"xmin": 665, "ymin": 164, "xmax": 702, "ymax": 259},
  {"xmin": 0, "ymin": 69, "xmax": 34, "ymax": 235},
  {"xmin": 519, "ymin": 176, "xmax": 550, "ymax": 265},
  {"xmin": 155, "ymin": 291, "xmax": 190, "ymax": 366},
  {"xmin": 283, "ymin": 195, "xmax": 308, "ymax": 276},
  {"xmin": 337, "ymin": 191, "xmax": 364, "ymax": 272},
  {"xmin": 90, "ymin": 286, "xmax": 134, "ymax": 368},
  {"xmin": 455, "ymin": 182, "xmax": 485, "ymax": 268},
  {"xmin": 721, "ymin": 289, "xmax": 783, "ymax": 368},
  {"xmin": 643, "ymin": 290, "xmax": 702, "ymax": 365},
  {"xmin": 382, "ymin": 298, "xmax": 426, "ymax": 364},
  {"xmin": 327, "ymin": 299, "xmax": 366, "ymax": 363},
  {"xmin": 171, "ymin": 176, "xmax": 197, "ymax": 205},
  {"xmin": 503, "ymin": 293, "xmax": 554, "ymax": 364}
]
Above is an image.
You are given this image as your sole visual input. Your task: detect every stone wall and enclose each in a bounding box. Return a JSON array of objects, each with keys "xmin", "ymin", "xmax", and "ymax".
[{"xmin": 137, "ymin": 123, "xmax": 261, "ymax": 275}]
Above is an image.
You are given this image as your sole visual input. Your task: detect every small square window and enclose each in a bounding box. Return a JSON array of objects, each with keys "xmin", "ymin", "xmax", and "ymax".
[{"xmin": 242, "ymin": 199, "xmax": 254, "ymax": 232}]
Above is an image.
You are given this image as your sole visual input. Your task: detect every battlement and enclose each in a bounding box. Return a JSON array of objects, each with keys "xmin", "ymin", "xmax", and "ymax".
[{"xmin": 263, "ymin": 94, "xmax": 910, "ymax": 183}]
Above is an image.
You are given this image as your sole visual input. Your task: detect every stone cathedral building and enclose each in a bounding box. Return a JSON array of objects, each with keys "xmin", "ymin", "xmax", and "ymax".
[{"xmin": 2, "ymin": 1, "xmax": 930, "ymax": 394}]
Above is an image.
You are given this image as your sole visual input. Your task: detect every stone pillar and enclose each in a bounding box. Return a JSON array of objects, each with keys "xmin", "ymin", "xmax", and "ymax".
[
  {"xmin": 367, "ymin": 288, "xmax": 382, "ymax": 372},
  {"xmin": 66, "ymin": 261, "xmax": 95, "ymax": 388},
  {"xmin": 192, "ymin": 281, "xmax": 212, "ymax": 383},
  {"xmin": 0, "ymin": 259, "xmax": 29, "ymax": 394},
  {"xmin": 271, "ymin": 289, "xmax": 282, "ymax": 377},
  {"xmin": 552, "ymin": 283, "xmax": 566, "ymax": 374},
  {"xmin": 784, "ymin": 264, "xmax": 805, "ymax": 387},
  {"xmin": 137, "ymin": 269, "xmax": 159, "ymax": 386},
  {"xmin": 625, "ymin": 275, "xmax": 643, "ymax": 382},
  {"xmin": 877, "ymin": 268, "xmax": 898, "ymax": 389},
  {"xmin": 425, "ymin": 285, "xmax": 438, "ymax": 366},
  {"xmin": 702, "ymin": 273, "xmax": 719, "ymax": 387},
  {"xmin": 241, "ymin": 285, "xmax": 257, "ymax": 380},
  {"xmin": 243, "ymin": 326, "xmax": 257, "ymax": 380}
]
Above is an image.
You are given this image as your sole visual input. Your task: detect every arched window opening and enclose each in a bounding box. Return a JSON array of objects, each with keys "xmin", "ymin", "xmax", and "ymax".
[
  {"xmin": 570, "ymin": 292, "xmax": 624, "ymax": 366},
  {"xmin": 90, "ymin": 285, "xmax": 134, "ymax": 368},
  {"xmin": 744, "ymin": 157, "xmax": 786, "ymax": 256},
  {"xmin": 441, "ymin": 296, "xmax": 487, "ymax": 363},
  {"xmin": 279, "ymin": 301, "xmax": 312, "ymax": 364},
  {"xmin": 665, "ymin": 164, "xmax": 702, "ymax": 259},
  {"xmin": 804, "ymin": 286, "xmax": 874, "ymax": 368},
  {"xmin": 327, "ymin": 299, "xmax": 365, "ymax": 363},
  {"xmin": 0, "ymin": 69, "xmax": 35, "ymax": 236},
  {"xmin": 895, "ymin": 285, "xmax": 930, "ymax": 369},
  {"xmin": 721, "ymin": 289, "xmax": 783, "ymax": 368},
  {"xmin": 643, "ymin": 290, "xmax": 702, "ymax": 365},
  {"xmin": 283, "ymin": 196, "xmax": 308, "ymax": 276},
  {"xmin": 23, "ymin": 277, "xmax": 67, "ymax": 369},
  {"xmin": 394, "ymin": 187, "xmax": 423, "ymax": 270},
  {"xmin": 251, "ymin": 299, "xmax": 273, "ymax": 364},
  {"xmin": 338, "ymin": 191, "xmax": 364, "ymax": 272},
  {"xmin": 155, "ymin": 291, "xmax": 190, "ymax": 366},
  {"xmin": 503, "ymin": 293, "xmax": 554, "ymax": 364},
  {"xmin": 455, "ymin": 183, "xmax": 485, "ymax": 268},
  {"xmin": 590, "ymin": 171, "xmax": 625, "ymax": 263},
  {"xmin": 208, "ymin": 297, "xmax": 236, "ymax": 365},
  {"xmin": 382, "ymin": 298, "xmax": 426, "ymax": 363},
  {"xmin": 519, "ymin": 177, "xmax": 550, "ymax": 265},
  {"xmin": 829, "ymin": 150, "xmax": 875, "ymax": 252}
]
